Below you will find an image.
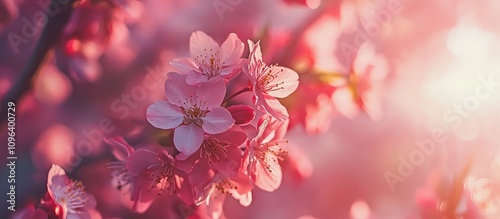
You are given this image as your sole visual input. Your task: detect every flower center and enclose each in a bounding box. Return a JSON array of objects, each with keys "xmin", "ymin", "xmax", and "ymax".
[
  {"xmin": 106, "ymin": 161, "xmax": 132, "ymax": 191},
  {"xmin": 194, "ymin": 48, "xmax": 224, "ymax": 79},
  {"xmin": 180, "ymin": 96, "xmax": 209, "ymax": 127},
  {"xmin": 148, "ymin": 162, "xmax": 176, "ymax": 195},
  {"xmin": 52, "ymin": 180, "xmax": 88, "ymax": 211},
  {"xmin": 257, "ymin": 63, "xmax": 286, "ymax": 93},
  {"xmin": 201, "ymin": 138, "xmax": 230, "ymax": 163},
  {"xmin": 215, "ymin": 179, "xmax": 237, "ymax": 195},
  {"xmin": 255, "ymin": 140, "xmax": 288, "ymax": 173}
]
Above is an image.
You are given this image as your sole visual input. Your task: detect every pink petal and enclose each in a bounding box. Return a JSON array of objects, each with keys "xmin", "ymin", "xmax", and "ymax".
[
  {"xmin": 189, "ymin": 31, "xmax": 219, "ymax": 60},
  {"xmin": 236, "ymin": 191, "xmax": 252, "ymax": 207},
  {"xmin": 230, "ymin": 172, "xmax": 254, "ymax": 195},
  {"xmin": 170, "ymin": 57, "xmax": 199, "ymax": 74},
  {"xmin": 174, "ymin": 123, "xmax": 204, "ymax": 155},
  {"xmin": 196, "ymin": 78, "xmax": 226, "ymax": 108},
  {"xmin": 47, "ymin": 165, "xmax": 69, "ymax": 198},
  {"xmin": 126, "ymin": 149, "xmax": 159, "ymax": 176},
  {"xmin": 251, "ymin": 154, "xmax": 282, "ymax": 192},
  {"xmin": 202, "ymin": 106, "xmax": 234, "ymax": 134},
  {"xmin": 332, "ymin": 87, "xmax": 359, "ymax": 119},
  {"xmin": 284, "ymin": 143, "xmax": 313, "ymax": 181},
  {"xmin": 187, "ymin": 159, "xmax": 213, "ymax": 187},
  {"xmin": 146, "ymin": 100, "xmax": 184, "ymax": 129},
  {"xmin": 186, "ymin": 70, "xmax": 209, "ymax": 85},
  {"xmin": 362, "ymin": 90, "xmax": 382, "ymax": 121},
  {"xmin": 227, "ymin": 105, "xmax": 255, "ymax": 125},
  {"xmin": 164, "ymin": 72, "xmax": 196, "ymax": 106},
  {"xmin": 257, "ymin": 93, "xmax": 289, "ymax": 120},
  {"xmin": 206, "ymin": 190, "xmax": 226, "ymax": 219},
  {"xmin": 220, "ymin": 33, "xmax": 244, "ymax": 65},
  {"xmin": 267, "ymin": 66, "xmax": 299, "ymax": 98},
  {"xmin": 105, "ymin": 136, "xmax": 134, "ymax": 161},
  {"xmin": 245, "ymin": 40, "xmax": 263, "ymax": 81},
  {"xmin": 131, "ymin": 198, "xmax": 154, "ymax": 214},
  {"xmin": 212, "ymin": 144, "xmax": 242, "ymax": 177},
  {"xmin": 175, "ymin": 169, "xmax": 194, "ymax": 205},
  {"xmin": 219, "ymin": 64, "xmax": 241, "ymax": 77},
  {"xmin": 247, "ymin": 40, "xmax": 262, "ymax": 64},
  {"xmin": 258, "ymin": 114, "xmax": 289, "ymax": 143},
  {"xmin": 130, "ymin": 174, "xmax": 156, "ymax": 213},
  {"xmin": 66, "ymin": 210, "xmax": 91, "ymax": 219},
  {"xmin": 241, "ymin": 124, "xmax": 258, "ymax": 139},
  {"xmin": 213, "ymin": 126, "xmax": 248, "ymax": 146},
  {"xmin": 175, "ymin": 151, "xmax": 199, "ymax": 173}
]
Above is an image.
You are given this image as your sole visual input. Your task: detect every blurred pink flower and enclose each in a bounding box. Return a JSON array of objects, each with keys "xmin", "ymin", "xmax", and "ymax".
[
  {"xmin": 105, "ymin": 137, "xmax": 156, "ymax": 213},
  {"xmin": 55, "ymin": 0, "xmax": 130, "ymax": 82},
  {"xmin": 127, "ymin": 149, "xmax": 194, "ymax": 205},
  {"xmin": 289, "ymin": 83, "xmax": 336, "ymax": 134},
  {"xmin": 170, "ymin": 31, "xmax": 244, "ymax": 85},
  {"xmin": 0, "ymin": 0, "xmax": 18, "ymax": 30},
  {"xmin": 46, "ymin": 164, "xmax": 97, "ymax": 219},
  {"xmin": 244, "ymin": 40, "xmax": 299, "ymax": 120},
  {"xmin": 415, "ymin": 171, "xmax": 484, "ymax": 219},
  {"xmin": 332, "ymin": 44, "xmax": 387, "ymax": 120},
  {"xmin": 243, "ymin": 115, "xmax": 288, "ymax": 192},
  {"xmin": 146, "ymin": 72, "xmax": 234, "ymax": 155}
]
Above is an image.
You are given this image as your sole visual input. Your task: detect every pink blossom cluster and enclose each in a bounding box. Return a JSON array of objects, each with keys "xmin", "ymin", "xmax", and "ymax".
[{"xmin": 113, "ymin": 31, "xmax": 299, "ymax": 217}]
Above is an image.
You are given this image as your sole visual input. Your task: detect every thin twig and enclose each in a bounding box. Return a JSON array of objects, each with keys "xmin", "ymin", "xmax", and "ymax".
[{"xmin": 0, "ymin": 0, "xmax": 76, "ymax": 126}]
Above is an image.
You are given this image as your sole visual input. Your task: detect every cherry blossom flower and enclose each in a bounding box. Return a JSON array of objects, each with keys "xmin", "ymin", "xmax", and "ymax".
[
  {"xmin": 146, "ymin": 72, "xmax": 235, "ymax": 156},
  {"xmin": 105, "ymin": 137, "xmax": 156, "ymax": 213},
  {"xmin": 244, "ymin": 40, "xmax": 299, "ymax": 120},
  {"xmin": 170, "ymin": 31, "xmax": 244, "ymax": 85},
  {"xmin": 127, "ymin": 149, "xmax": 194, "ymax": 205},
  {"xmin": 243, "ymin": 114, "xmax": 289, "ymax": 192},
  {"xmin": 46, "ymin": 164, "xmax": 96, "ymax": 219},
  {"xmin": 198, "ymin": 172, "xmax": 253, "ymax": 219},
  {"xmin": 332, "ymin": 44, "xmax": 387, "ymax": 120},
  {"xmin": 176, "ymin": 127, "xmax": 247, "ymax": 179}
]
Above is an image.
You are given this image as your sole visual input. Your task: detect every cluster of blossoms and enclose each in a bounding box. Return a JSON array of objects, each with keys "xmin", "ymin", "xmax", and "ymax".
[{"xmin": 108, "ymin": 31, "xmax": 299, "ymax": 217}]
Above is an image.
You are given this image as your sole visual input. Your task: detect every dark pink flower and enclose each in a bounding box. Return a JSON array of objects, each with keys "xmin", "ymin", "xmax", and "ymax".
[
  {"xmin": 244, "ymin": 40, "xmax": 299, "ymax": 120},
  {"xmin": 146, "ymin": 72, "xmax": 235, "ymax": 155},
  {"xmin": 176, "ymin": 127, "xmax": 247, "ymax": 178},
  {"xmin": 105, "ymin": 137, "xmax": 156, "ymax": 213},
  {"xmin": 170, "ymin": 31, "xmax": 244, "ymax": 85},
  {"xmin": 126, "ymin": 149, "xmax": 194, "ymax": 205}
]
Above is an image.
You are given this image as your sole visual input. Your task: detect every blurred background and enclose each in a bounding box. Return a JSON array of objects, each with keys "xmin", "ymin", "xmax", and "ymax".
[{"xmin": 2, "ymin": 0, "xmax": 500, "ymax": 218}]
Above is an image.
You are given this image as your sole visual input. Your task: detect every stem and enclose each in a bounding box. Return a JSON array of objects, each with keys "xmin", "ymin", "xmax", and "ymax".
[
  {"xmin": 223, "ymin": 86, "xmax": 251, "ymax": 104},
  {"xmin": 0, "ymin": 0, "xmax": 76, "ymax": 126}
]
